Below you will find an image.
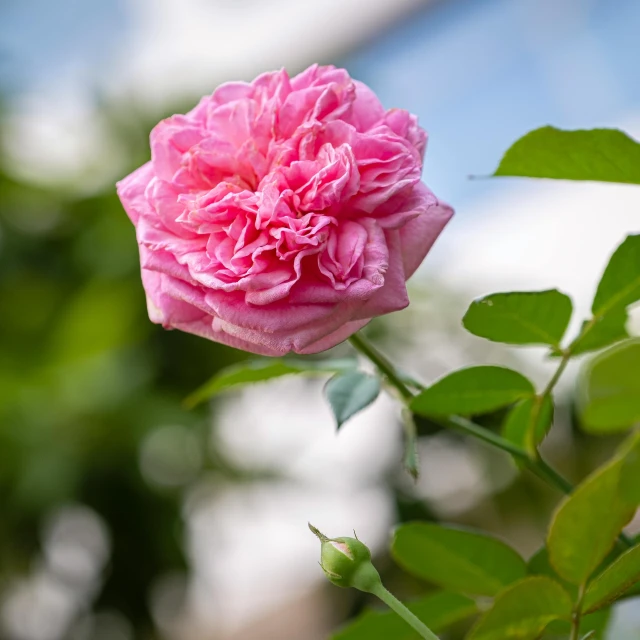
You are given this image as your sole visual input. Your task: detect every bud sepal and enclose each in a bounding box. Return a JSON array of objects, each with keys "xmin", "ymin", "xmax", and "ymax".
[
  {"xmin": 309, "ymin": 523, "xmax": 441, "ymax": 640},
  {"xmin": 309, "ymin": 524, "xmax": 382, "ymax": 593}
]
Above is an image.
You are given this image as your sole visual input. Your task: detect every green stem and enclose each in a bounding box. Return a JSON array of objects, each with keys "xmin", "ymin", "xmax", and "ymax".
[
  {"xmin": 446, "ymin": 416, "xmax": 577, "ymax": 496},
  {"xmin": 349, "ymin": 334, "xmax": 413, "ymax": 401},
  {"xmin": 401, "ymin": 409, "xmax": 420, "ymax": 479},
  {"xmin": 349, "ymin": 334, "xmax": 418, "ymax": 475},
  {"xmin": 570, "ymin": 583, "xmax": 586, "ymax": 640},
  {"xmin": 349, "ymin": 334, "xmax": 575, "ymax": 494},
  {"xmin": 542, "ymin": 351, "xmax": 571, "ymax": 397},
  {"xmin": 530, "ymin": 456, "xmax": 574, "ymax": 495},
  {"xmin": 445, "ymin": 415, "xmax": 530, "ymax": 461},
  {"xmin": 370, "ymin": 583, "xmax": 440, "ymax": 640},
  {"xmin": 349, "ymin": 333, "xmax": 634, "ymax": 548}
]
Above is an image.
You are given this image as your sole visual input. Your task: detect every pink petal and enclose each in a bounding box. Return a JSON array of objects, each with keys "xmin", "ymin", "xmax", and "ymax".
[
  {"xmin": 116, "ymin": 162, "xmax": 154, "ymax": 224},
  {"xmin": 353, "ymin": 228, "xmax": 409, "ymax": 320},
  {"xmin": 399, "ymin": 188, "xmax": 454, "ymax": 278}
]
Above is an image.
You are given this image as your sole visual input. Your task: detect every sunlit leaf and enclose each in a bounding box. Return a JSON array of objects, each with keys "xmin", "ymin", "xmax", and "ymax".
[
  {"xmin": 579, "ymin": 339, "xmax": 640, "ymax": 432},
  {"xmin": 547, "ymin": 434, "xmax": 640, "ymax": 584},
  {"xmin": 324, "ymin": 370, "xmax": 381, "ymax": 429},
  {"xmin": 527, "ymin": 547, "xmax": 577, "ymax": 599},
  {"xmin": 410, "ymin": 366, "xmax": 534, "ymax": 417},
  {"xmin": 462, "ymin": 290, "xmax": 572, "ymax": 347},
  {"xmin": 331, "ymin": 591, "xmax": 477, "ymax": 640},
  {"xmin": 466, "ymin": 576, "xmax": 572, "ymax": 640},
  {"xmin": 591, "ymin": 235, "xmax": 640, "ymax": 317},
  {"xmin": 493, "ymin": 127, "xmax": 640, "ymax": 184},
  {"xmin": 584, "ymin": 544, "xmax": 640, "ymax": 613},
  {"xmin": 391, "ymin": 522, "xmax": 526, "ymax": 596},
  {"xmin": 620, "ymin": 438, "xmax": 640, "ymax": 505},
  {"xmin": 569, "ymin": 310, "xmax": 629, "ymax": 356}
]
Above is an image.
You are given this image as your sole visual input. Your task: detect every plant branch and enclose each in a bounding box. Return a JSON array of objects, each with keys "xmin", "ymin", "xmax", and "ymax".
[
  {"xmin": 446, "ymin": 416, "xmax": 576, "ymax": 495},
  {"xmin": 445, "ymin": 415, "xmax": 530, "ymax": 460},
  {"xmin": 570, "ymin": 583, "xmax": 586, "ymax": 640},
  {"xmin": 349, "ymin": 332, "xmax": 635, "ymax": 550},
  {"xmin": 349, "ymin": 333, "xmax": 413, "ymax": 401},
  {"xmin": 370, "ymin": 583, "xmax": 440, "ymax": 640},
  {"xmin": 542, "ymin": 351, "xmax": 571, "ymax": 397},
  {"xmin": 349, "ymin": 334, "xmax": 572, "ymax": 492}
]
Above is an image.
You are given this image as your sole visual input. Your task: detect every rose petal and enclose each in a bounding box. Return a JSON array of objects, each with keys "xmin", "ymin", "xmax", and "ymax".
[{"xmin": 117, "ymin": 64, "xmax": 453, "ymax": 356}]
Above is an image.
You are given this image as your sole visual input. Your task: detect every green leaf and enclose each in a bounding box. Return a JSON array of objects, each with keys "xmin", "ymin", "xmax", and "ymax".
[
  {"xmin": 547, "ymin": 434, "xmax": 640, "ymax": 585},
  {"xmin": 620, "ymin": 438, "xmax": 640, "ymax": 505},
  {"xmin": 543, "ymin": 609, "xmax": 611, "ymax": 640},
  {"xmin": 569, "ymin": 310, "xmax": 629, "ymax": 356},
  {"xmin": 579, "ymin": 339, "xmax": 640, "ymax": 432},
  {"xmin": 493, "ymin": 127, "xmax": 640, "ymax": 184},
  {"xmin": 591, "ymin": 235, "xmax": 640, "ymax": 317},
  {"xmin": 502, "ymin": 395, "xmax": 554, "ymax": 453},
  {"xmin": 331, "ymin": 591, "xmax": 477, "ymax": 640},
  {"xmin": 410, "ymin": 366, "xmax": 535, "ymax": 417},
  {"xmin": 584, "ymin": 543, "xmax": 640, "ymax": 613},
  {"xmin": 466, "ymin": 576, "xmax": 572, "ymax": 640},
  {"xmin": 324, "ymin": 371, "xmax": 381, "ymax": 429},
  {"xmin": 579, "ymin": 610, "xmax": 611, "ymax": 640},
  {"xmin": 185, "ymin": 358, "xmax": 355, "ymax": 407},
  {"xmin": 527, "ymin": 547, "xmax": 577, "ymax": 599},
  {"xmin": 391, "ymin": 522, "xmax": 527, "ymax": 596},
  {"xmin": 462, "ymin": 290, "xmax": 572, "ymax": 347},
  {"xmin": 570, "ymin": 235, "xmax": 640, "ymax": 360}
]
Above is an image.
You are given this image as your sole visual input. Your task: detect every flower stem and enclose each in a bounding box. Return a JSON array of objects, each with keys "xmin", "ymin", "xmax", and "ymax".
[
  {"xmin": 445, "ymin": 415, "xmax": 530, "ymax": 460},
  {"xmin": 349, "ymin": 333, "xmax": 636, "ymax": 549},
  {"xmin": 570, "ymin": 583, "xmax": 586, "ymax": 640},
  {"xmin": 349, "ymin": 334, "xmax": 569, "ymax": 489},
  {"xmin": 542, "ymin": 351, "xmax": 571, "ymax": 397},
  {"xmin": 370, "ymin": 583, "xmax": 440, "ymax": 640},
  {"xmin": 349, "ymin": 333, "xmax": 413, "ymax": 401},
  {"xmin": 529, "ymin": 456, "xmax": 574, "ymax": 494},
  {"xmin": 444, "ymin": 416, "xmax": 578, "ymax": 496}
]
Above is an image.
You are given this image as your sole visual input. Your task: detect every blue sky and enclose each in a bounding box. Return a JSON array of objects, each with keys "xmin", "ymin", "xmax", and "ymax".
[
  {"xmin": 341, "ymin": 0, "xmax": 640, "ymax": 205},
  {"xmin": 2, "ymin": 0, "xmax": 639, "ymax": 207}
]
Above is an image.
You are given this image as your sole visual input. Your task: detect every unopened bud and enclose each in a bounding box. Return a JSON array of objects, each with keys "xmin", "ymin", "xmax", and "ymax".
[{"xmin": 309, "ymin": 523, "xmax": 382, "ymax": 593}]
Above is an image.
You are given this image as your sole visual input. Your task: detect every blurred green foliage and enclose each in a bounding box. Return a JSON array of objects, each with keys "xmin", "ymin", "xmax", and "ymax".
[{"xmin": 0, "ymin": 104, "xmax": 247, "ymax": 636}]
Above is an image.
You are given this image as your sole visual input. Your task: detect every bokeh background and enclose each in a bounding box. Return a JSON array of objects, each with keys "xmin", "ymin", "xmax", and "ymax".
[{"xmin": 1, "ymin": 0, "xmax": 640, "ymax": 638}]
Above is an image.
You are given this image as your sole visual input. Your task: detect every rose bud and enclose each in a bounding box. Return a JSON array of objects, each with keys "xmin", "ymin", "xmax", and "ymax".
[
  {"xmin": 117, "ymin": 65, "xmax": 452, "ymax": 355},
  {"xmin": 308, "ymin": 523, "xmax": 382, "ymax": 593},
  {"xmin": 309, "ymin": 523, "xmax": 441, "ymax": 639}
]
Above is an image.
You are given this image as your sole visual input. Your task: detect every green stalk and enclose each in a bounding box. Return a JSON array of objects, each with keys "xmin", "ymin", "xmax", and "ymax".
[
  {"xmin": 569, "ymin": 583, "xmax": 586, "ymax": 640},
  {"xmin": 348, "ymin": 333, "xmax": 635, "ymax": 549},
  {"xmin": 542, "ymin": 351, "xmax": 571, "ymax": 396},
  {"xmin": 349, "ymin": 333, "xmax": 413, "ymax": 401},
  {"xmin": 369, "ymin": 583, "xmax": 440, "ymax": 640},
  {"xmin": 349, "ymin": 334, "xmax": 569, "ymax": 490}
]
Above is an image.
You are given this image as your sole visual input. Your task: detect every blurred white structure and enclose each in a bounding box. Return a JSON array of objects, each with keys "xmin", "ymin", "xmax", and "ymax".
[
  {"xmin": 3, "ymin": 0, "xmax": 424, "ymax": 188},
  {"xmin": 115, "ymin": 0, "xmax": 425, "ymax": 109}
]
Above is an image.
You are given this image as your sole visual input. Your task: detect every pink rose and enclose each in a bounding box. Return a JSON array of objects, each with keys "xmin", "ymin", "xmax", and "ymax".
[{"xmin": 117, "ymin": 65, "xmax": 452, "ymax": 356}]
